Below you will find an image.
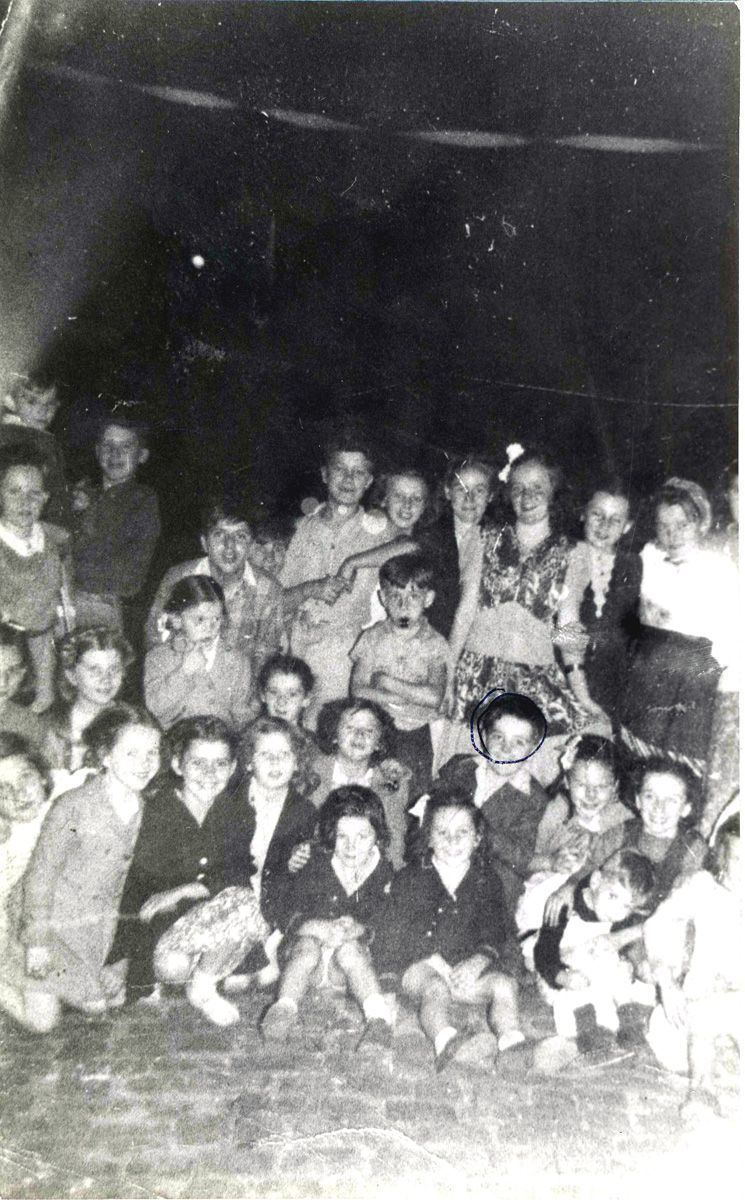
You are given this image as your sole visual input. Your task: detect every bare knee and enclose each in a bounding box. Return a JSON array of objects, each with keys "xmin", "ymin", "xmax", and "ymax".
[
  {"xmin": 23, "ymin": 992, "xmax": 61, "ymax": 1034},
  {"xmin": 290, "ymin": 937, "xmax": 322, "ymax": 967},
  {"xmin": 155, "ymin": 950, "xmax": 194, "ymax": 985},
  {"xmin": 334, "ymin": 940, "xmax": 368, "ymax": 971},
  {"xmin": 488, "ymin": 972, "xmax": 518, "ymax": 1004}
]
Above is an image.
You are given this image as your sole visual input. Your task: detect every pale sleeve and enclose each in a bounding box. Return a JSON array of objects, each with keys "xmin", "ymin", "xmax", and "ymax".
[
  {"xmin": 279, "ymin": 519, "xmax": 314, "ymax": 588},
  {"xmin": 21, "ymin": 793, "xmax": 81, "ymax": 946},
  {"xmin": 643, "ymin": 873, "xmax": 703, "ymax": 980}
]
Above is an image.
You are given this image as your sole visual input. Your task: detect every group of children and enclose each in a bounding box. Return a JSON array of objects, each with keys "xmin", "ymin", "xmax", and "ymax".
[{"xmin": 0, "ymin": 377, "xmax": 739, "ymax": 1122}]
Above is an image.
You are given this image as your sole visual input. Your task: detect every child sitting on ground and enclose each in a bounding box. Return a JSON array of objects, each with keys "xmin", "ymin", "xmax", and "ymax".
[
  {"xmin": 261, "ymin": 785, "xmax": 395, "ymax": 1047},
  {"xmin": 531, "ymin": 849, "xmax": 655, "ymax": 1068},
  {"xmin": 351, "ymin": 553, "xmax": 450, "ymax": 799},
  {"xmin": 0, "ymin": 623, "xmax": 45, "ymax": 748},
  {"xmin": 71, "ymin": 417, "xmax": 161, "ymax": 632},
  {"xmin": 375, "ymin": 787, "xmax": 525, "ymax": 1072},
  {"xmin": 644, "ymin": 812, "xmax": 741, "ymax": 1121},
  {"xmin": 1, "ymin": 376, "xmax": 71, "ymax": 529},
  {"xmin": 144, "ymin": 575, "xmax": 253, "ymax": 733}
]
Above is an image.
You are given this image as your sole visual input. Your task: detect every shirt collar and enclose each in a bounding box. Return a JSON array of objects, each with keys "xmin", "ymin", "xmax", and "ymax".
[
  {"xmin": 474, "ymin": 759, "xmax": 532, "ymax": 802},
  {"xmin": 195, "ymin": 555, "xmax": 257, "ymax": 588},
  {"xmin": 0, "ymin": 521, "xmax": 45, "ymax": 557}
]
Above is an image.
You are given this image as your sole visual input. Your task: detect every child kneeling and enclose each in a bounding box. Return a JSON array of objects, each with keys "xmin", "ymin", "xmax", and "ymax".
[
  {"xmin": 376, "ymin": 787, "xmax": 525, "ymax": 1072},
  {"xmin": 261, "ymin": 785, "xmax": 395, "ymax": 1047}
]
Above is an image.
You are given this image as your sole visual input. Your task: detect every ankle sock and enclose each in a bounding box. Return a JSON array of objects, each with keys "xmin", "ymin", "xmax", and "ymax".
[
  {"xmin": 434, "ymin": 1026, "xmax": 458, "ymax": 1057},
  {"xmin": 497, "ymin": 1030, "xmax": 526, "ymax": 1053}
]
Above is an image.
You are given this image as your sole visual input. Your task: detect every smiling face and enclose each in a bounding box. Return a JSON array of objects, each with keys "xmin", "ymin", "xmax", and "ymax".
[
  {"xmin": 322, "ymin": 451, "xmax": 374, "ymax": 509},
  {"xmin": 177, "ymin": 601, "xmax": 223, "ymax": 646},
  {"xmin": 103, "ymin": 724, "xmax": 161, "ymax": 794},
  {"xmin": 201, "ymin": 519, "xmax": 251, "ymax": 580},
  {"xmin": 509, "ymin": 461, "xmax": 554, "ymax": 526},
  {"xmin": 429, "ymin": 806, "xmax": 480, "ymax": 868},
  {"xmin": 0, "ymin": 755, "xmax": 47, "ymax": 823},
  {"xmin": 250, "ymin": 730, "xmax": 296, "ymax": 791},
  {"xmin": 383, "ymin": 474, "xmax": 428, "ymax": 533},
  {"xmin": 0, "ymin": 465, "xmax": 48, "ymax": 535},
  {"xmin": 174, "ymin": 737, "xmax": 236, "ymax": 807},
  {"xmin": 484, "ymin": 714, "xmax": 539, "ymax": 777},
  {"xmin": 96, "ymin": 425, "xmax": 147, "ymax": 488},
  {"xmin": 336, "ymin": 708, "xmax": 383, "ymax": 767},
  {"xmin": 261, "ymin": 671, "xmax": 310, "ymax": 724},
  {"xmin": 637, "ymin": 771, "xmax": 691, "ymax": 840},
  {"xmin": 334, "ymin": 814, "xmax": 378, "ymax": 873},
  {"xmin": 655, "ymin": 502, "xmax": 700, "ymax": 563},
  {"xmin": 583, "ymin": 492, "xmax": 629, "ymax": 553},
  {"xmin": 569, "ymin": 759, "xmax": 618, "ymax": 824},
  {"xmin": 0, "ymin": 644, "xmax": 26, "ymax": 707},
  {"xmin": 68, "ymin": 648, "xmax": 125, "ymax": 709},
  {"xmin": 445, "ymin": 465, "xmax": 492, "ymax": 526}
]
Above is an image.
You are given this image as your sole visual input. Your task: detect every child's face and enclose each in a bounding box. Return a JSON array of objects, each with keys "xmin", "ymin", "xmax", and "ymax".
[
  {"xmin": 178, "ymin": 601, "xmax": 223, "ymax": 645},
  {"xmin": 583, "ymin": 492, "xmax": 629, "ymax": 553},
  {"xmin": 569, "ymin": 759, "xmax": 618, "ymax": 824},
  {"xmin": 250, "ymin": 731, "xmax": 296, "ymax": 791},
  {"xmin": 96, "ymin": 425, "xmax": 147, "ymax": 487},
  {"xmin": 175, "ymin": 737, "xmax": 235, "ymax": 805},
  {"xmin": 261, "ymin": 672, "xmax": 310, "ymax": 724},
  {"xmin": 322, "ymin": 451, "xmax": 373, "ymax": 508},
  {"xmin": 655, "ymin": 502, "xmax": 700, "ymax": 563},
  {"xmin": 103, "ymin": 724, "xmax": 161, "ymax": 794},
  {"xmin": 430, "ymin": 806, "xmax": 480, "ymax": 867},
  {"xmin": 484, "ymin": 714, "xmax": 538, "ymax": 778},
  {"xmin": 202, "ymin": 519, "xmax": 251, "ymax": 579},
  {"xmin": 0, "ymin": 755, "xmax": 46, "ymax": 823},
  {"xmin": 384, "ymin": 475, "xmax": 428, "ymax": 532},
  {"xmin": 637, "ymin": 771, "xmax": 691, "ymax": 840},
  {"xmin": 445, "ymin": 465, "xmax": 492, "ymax": 526},
  {"xmin": 588, "ymin": 869, "xmax": 636, "ymax": 924},
  {"xmin": 14, "ymin": 389, "xmax": 58, "ymax": 431},
  {"xmin": 336, "ymin": 709, "xmax": 382, "ymax": 765},
  {"xmin": 509, "ymin": 462, "xmax": 554, "ymax": 526},
  {"xmin": 334, "ymin": 814, "xmax": 378, "ymax": 872},
  {"xmin": 380, "ymin": 581, "xmax": 433, "ymax": 630},
  {"xmin": 0, "ymin": 465, "xmax": 47, "ymax": 532},
  {"xmin": 68, "ymin": 648, "xmax": 125, "ymax": 708},
  {"xmin": 0, "ymin": 644, "xmax": 26, "ymax": 706}
]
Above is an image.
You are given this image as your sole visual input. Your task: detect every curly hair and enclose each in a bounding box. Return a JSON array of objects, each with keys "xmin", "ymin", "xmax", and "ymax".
[
  {"xmin": 165, "ymin": 715, "xmax": 239, "ymax": 766},
  {"xmin": 55, "ymin": 626, "xmax": 134, "ymax": 704},
  {"xmin": 0, "ymin": 731, "xmax": 52, "ymax": 797},
  {"xmin": 83, "ymin": 702, "xmax": 160, "ymax": 770},
  {"xmin": 315, "ymin": 698, "xmax": 395, "ymax": 765},
  {"xmin": 240, "ymin": 715, "xmax": 317, "ymax": 799},
  {"xmin": 316, "ymin": 785, "xmax": 390, "ymax": 852}
]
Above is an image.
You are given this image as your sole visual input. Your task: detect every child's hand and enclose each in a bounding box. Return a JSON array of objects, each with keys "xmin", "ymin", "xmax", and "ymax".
[
  {"xmin": 288, "ymin": 842, "xmax": 312, "ymax": 874},
  {"xmin": 544, "ymin": 882, "xmax": 575, "ymax": 926},
  {"xmin": 182, "ymin": 645, "xmax": 209, "ymax": 675},
  {"xmin": 554, "ymin": 622, "xmax": 589, "ymax": 655},
  {"xmin": 71, "ymin": 480, "xmax": 93, "ymax": 513},
  {"xmin": 139, "ymin": 883, "xmax": 209, "ymax": 921},
  {"xmin": 26, "ymin": 946, "xmax": 51, "ymax": 979},
  {"xmin": 317, "ymin": 576, "xmax": 351, "ymax": 606},
  {"xmin": 336, "ymin": 560, "xmax": 357, "ymax": 585},
  {"xmin": 555, "ymin": 967, "xmax": 591, "ymax": 991}
]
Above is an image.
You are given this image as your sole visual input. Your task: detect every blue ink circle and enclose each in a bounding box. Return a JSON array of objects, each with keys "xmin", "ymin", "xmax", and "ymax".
[{"xmin": 469, "ymin": 688, "xmax": 547, "ymax": 764}]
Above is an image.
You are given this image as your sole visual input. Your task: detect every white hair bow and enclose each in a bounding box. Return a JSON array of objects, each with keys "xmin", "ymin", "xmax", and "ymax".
[{"xmin": 498, "ymin": 442, "xmax": 525, "ymax": 484}]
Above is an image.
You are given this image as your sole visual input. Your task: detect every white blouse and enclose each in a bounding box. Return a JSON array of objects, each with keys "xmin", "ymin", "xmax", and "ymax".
[{"xmin": 639, "ymin": 541, "xmax": 739, "ymax": 670}]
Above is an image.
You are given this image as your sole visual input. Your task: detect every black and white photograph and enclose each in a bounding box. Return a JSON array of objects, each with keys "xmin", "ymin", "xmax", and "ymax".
[{"xmin": 0, "ymin": 2, "xmax": 739, "ymax": 1197}]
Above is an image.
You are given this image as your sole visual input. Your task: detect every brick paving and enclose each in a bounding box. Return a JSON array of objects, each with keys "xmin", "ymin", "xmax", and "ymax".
[{"xmin": 0, "ymin": 985, "xmax": 738, "ymax": 1200}]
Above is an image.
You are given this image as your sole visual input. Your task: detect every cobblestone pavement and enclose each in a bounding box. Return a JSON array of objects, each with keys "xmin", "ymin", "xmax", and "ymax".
[{"xmin": 0, "ymin": 985, "xmax": 739, "ymax": 1200}]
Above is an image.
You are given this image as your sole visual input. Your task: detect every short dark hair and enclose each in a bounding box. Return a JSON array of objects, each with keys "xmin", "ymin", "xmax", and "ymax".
[
  {"xmin": 163, "ymin": 575, "xmax": 226, "ymax": 618},
  {"xmin": 476, "ymin": 692, "xmax": 546, "ymax": 756},
  {"xmin": 317, "ymin": 784, "xmax": 390, "ymax": 852},
  {"xmin": 0, "ymin": 730, "xmax": 52, "ymax": 796},
  {"xmin": 0, "ymin": 621, "xmax": 36, "ymax": 706},
  {"xmin": 570, "ymin": 735, "xmax": 620, "ymax": 777},
  {"xmin": 96, "ymin": 415, "xmax": 150, "ymax": 451},
  {"xmin": 379, "ymin": 552, "xmax": 436, "ymax": 592},
  {"xmin": 315, "ymin": 698, "xmax": 395, "ymax": 765},
  {"xmin": 634, "ymin": 756, "xmax": 701, "ymax": 824},
  {"xmin": 199, "ymin": 496, "xmax": 251, "ymax": 538},
  {"xmin": 0, "ymin": 443, "xmax": 48, "ymax": 489},
  {"xmin": 599, "ymin": 849, "xmax": 656, "ymax": 911},
  {"xmin": 415, "ymin": 785, "xmax": 487, "ymax": 868},
  {"xmin": 443, "ymin": 454, "xmax": 495, "ymax": 491},
  {"xmin": 83, "ymin": 702, "xmax": 160, "ymax": 769},
  {"xmin": 166, "ymin": 715, "xmax": 239, "ymax": 766},
  {"xmin": 323, "ymin": 428, "xmax": 376, "ymax": 474},
  {"xmin": 258, "ymin": 653, "xmax": 315, "ymax": 697}
]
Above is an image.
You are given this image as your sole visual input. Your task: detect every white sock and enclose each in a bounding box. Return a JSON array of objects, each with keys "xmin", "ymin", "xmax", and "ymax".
[
  {"xmin": 434, "ymin": 1026, "xmax": 458, "ymax": 1056},
  {"xmin": 362, "ymin": 994, "xmax": 392, "ymax": 1024},
  {"xmin": 497, "ymin": 1030, "xmax": 526, "ymax": 1053},
  {"xmin": 273, "ymin": 996, "xmax": 298, "ymax": 1013}
]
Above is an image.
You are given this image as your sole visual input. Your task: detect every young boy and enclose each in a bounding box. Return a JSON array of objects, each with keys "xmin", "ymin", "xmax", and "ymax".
[
  {"xmin": 280, "ymin": 432, "xmax": 391, "ymax": 726},
  {"xmin": 71, "ymin": 418, "xmax": 161, "ymax": 632},
  {"xmin": 350, "ymin": 553, "xmax": 449, "ymax": 798},
  {"xmin": 146, "ymin": 498, "xmax": 286, "ymax": 676},
  {"xmin": 532, "ymin": 849, "xmax": 655, "ymax": 1066},
  {"xmin": 0, "ymin": 377, "xmax": 72, "ymax": 529}
]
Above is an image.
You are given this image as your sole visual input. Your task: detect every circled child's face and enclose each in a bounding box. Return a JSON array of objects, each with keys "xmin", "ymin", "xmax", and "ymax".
[
  {"xmin": 261, "ymin": 672, "xmax": 310, "ymax": 724},
  {"xmin": 202, "ymin": 519, "xmax": 251, "ymax": 579},
  {"xmin": 0, "ymin": 645, "xmax": 26, "ymax": 706},
  {"xmin": 322, "ymin": 452, "xmax": 373, "ymax": 508},
  {"xmin": 250, "ymin": 731, "xmax": 296, "ymax": 791},
  {"xmin": 69, "ymin": 648, "xmax": 125, "ymax": 708},
  {"xmin": 583, "ymin": 492, "xmax": 629, "ymax": 553},
  {"xmin": 0, "ymin": 755, "xmax": 47, "ymax": 823},
  {"xmin": 637, "ymin": 771, "xmax": 691, "ymax": 840},
  {"xmin": 429, "ymin": 806, "xmax": 479, "ymax": 867},
  {"xmin": 175, "ymin": 738, "xmax": 235, "ymax": 805},
  {"xmin": 0, "ymin": 465, "xmax": 48, "ymax": 533},
  {"xmin": 569, "ymin": 759, "xmax": 618, "ymax": 824},
  {"xmin": 445, "ymin": 466, "xmax": 492, "ymax": 526},
  {"xmin": 178, "ymin": 601, "xmax": 223, "ymax": 646},
  {"xmin": 336, "ymin": 709, "xmax": 382, "ymax": 766},
  {"xmin": 509, "ymin": 462, "xmax": 554, "ymax": 526},
  {"xmin": 103, "ymin": 724, "xmax": 161, "ymax": 794},
  {"xmin": 655, "ymin": 503, "xmax": 700, "ymax": 562},
  {"xmin": 484, "ymin": 714, "xmax": 539, "ymax": 777},
  {"xmin": 334, "ymin": 814, "xmax": 378, "ymax": 873},
  {"xmin": 384, "ymin": 475, "xmax": 428, "ymax": 532},
  {"xmin": 96, "ymin": 425, "xmax": 148, "ymax": 487},
  {"xmin": 14, "ymin": 389, "xmax": 59, "ymax": 431}
]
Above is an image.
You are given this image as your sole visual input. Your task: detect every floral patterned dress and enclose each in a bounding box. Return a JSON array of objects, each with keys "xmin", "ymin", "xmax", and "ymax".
[{"xmin": 453, "ymin": 525, "xmax": 587, "ymax": 736}]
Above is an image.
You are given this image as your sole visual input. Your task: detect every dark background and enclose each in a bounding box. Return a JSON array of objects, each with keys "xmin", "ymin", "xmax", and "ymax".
[{"xmin": 0, "ymin": 1, "xmax": 737, "ymax": 559}]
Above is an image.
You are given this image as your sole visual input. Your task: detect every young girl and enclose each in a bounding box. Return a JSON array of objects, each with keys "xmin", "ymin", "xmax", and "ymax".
[
  {"xmin": 20, "ymin": 703, "xmax": 161, "ymax": 1031},
  {"xmin": 144, "ymin": 575, "xmax": 253, "ymax": 732},
  {"xmin": 0, "ymin": 622, "xmax": 45, "ymax": 747},
  {"xmin": 0, "ymin": 444, "xmax": 71, "ymax": 712},
  {"xmin": 261, "ymin": 785, "xmax": 395, "ymax": 1046},
  {"xmin": 42, "ymin": 626, "xmax": 134, "ymax": 793},
  {"xmin": 375, "ymin": 788, "xmax": 525, "ymax": 1071},
  {"xmin": 310, "ymin": 698, "xmax": 411, "ymax": 870},
  {"xmin": 0, "ymin": 733, "xmax": 53, "ymax": 1028},
  {"xmin": 644, "ymin": 813, "xmax": 741, "ymax": 1119}
]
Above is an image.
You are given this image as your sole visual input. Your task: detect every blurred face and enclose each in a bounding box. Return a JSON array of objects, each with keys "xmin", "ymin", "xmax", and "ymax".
[
  {"xmin": 250, "ymin": 731, "xmax": 296, "ymax": 791},
  {"xmin": 588, "ymin": 870, "xmax": 636, "ymax": 924},
  {"xmin": 430, "ymin": 806, "xmax": 479, "ymax": 867},
  {"xmin": 655, "ymin": 502, "xmax": 700, "ymax": 563},
  {"xmin": 178, "ymin": 601, "xmax": 223, "ymax": 645},
  {"xmin": 96, "ymin": 425, "xmax": 147, "ymax": 487},
  {"xmin": 380, "ymin": 581, "xmax": 433, "ymax": 630},
  {"xmin": 637, "ymin": 771, "xmax": 691, "ymax": 839},
  {"xmin": 0, "ymin": 465, "xmax": 47, "ymax": 534},
  {"xmin": 322, "ymin": 451, "xmax": 373, "ymax": 508},
  {"xmin": 445, "ymin": 465, "xmax": 492, "ymax": 526},
  {"xmin": 103, "ymin": 724, "xmax": 161, "ymax": 794},
  {"xmin": 569, "ymin": 759, "xmax": 618, "ymax": 824},
  {"xmin": 0, "ymin": 755, "xmax": 47, "ymax": 823},
  {"xmin": 14, "ymin": 390, "xmax": 58, "ymax": 431},
  {"xmin": 0, "ymin": 645, "xmax": 26, "ymax": 706},
  {"xmin": 68, "ymin": 648, "xmax": 125, "ymax": 708},
  {"xmin": 202, "ymin": 519, "xmax": 251, "ymax": 579},
  {"xmin": 484, "ymin": 714, "xmax": 539, "ymax": 778},
  {"xmin": 384, "ymin": 475, "xmax": 428, "ymax": 533},
  {"xmin": 509, "ymin": 462, "xmax": 554, "ymax": 526},
  {"xmin": 261, "ymin": 672, "xmax": 310, "ymax": 724},
  {"xmin": 336, "ymin": 708, "xmax": 382, "ymax": 766},
  {"xmin": 175, "ymin": 738, "xmax": 235, "ymax": 806},
  {"xmin": 583, "ymin": 492, "xmax": 629, "ymax": 553},
  {"xmin": 334, "ymin": 814, "xmax": 378, "ymax": 873}
]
